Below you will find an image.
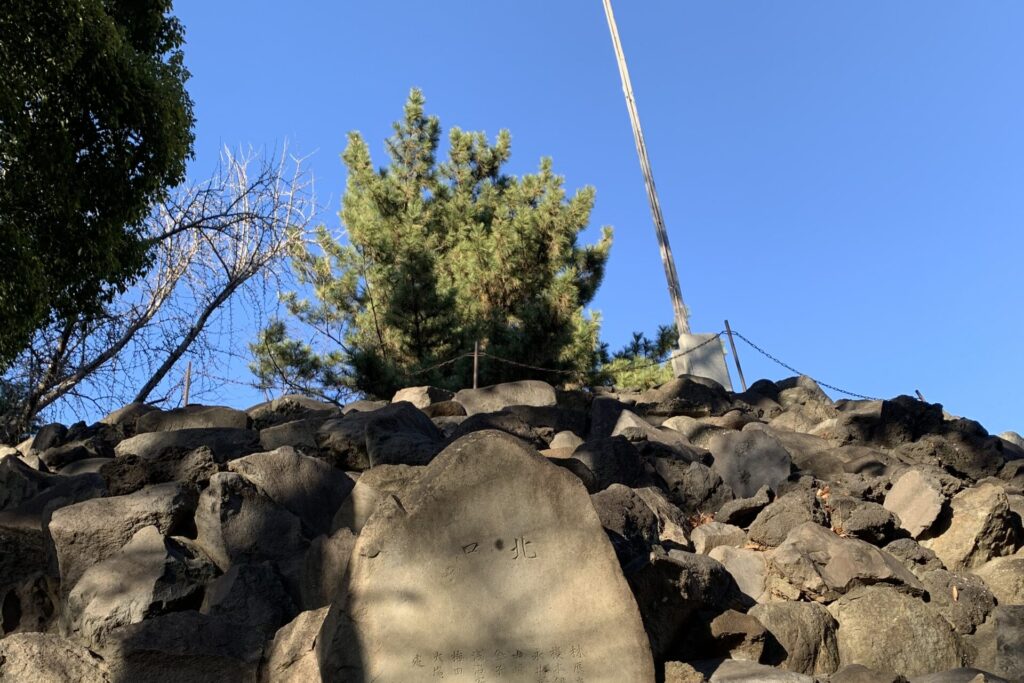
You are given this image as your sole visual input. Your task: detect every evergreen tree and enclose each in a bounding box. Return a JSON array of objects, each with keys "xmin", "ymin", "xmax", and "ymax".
[{"xmin": 252, "ymin": 89, "xmax": 611, "ymax": 398}]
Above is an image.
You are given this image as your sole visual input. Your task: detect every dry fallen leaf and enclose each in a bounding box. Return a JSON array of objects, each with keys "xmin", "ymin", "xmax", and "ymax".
[{"xmin": 952, "ymin": 585, "xmax": 959, "ymax": 602}]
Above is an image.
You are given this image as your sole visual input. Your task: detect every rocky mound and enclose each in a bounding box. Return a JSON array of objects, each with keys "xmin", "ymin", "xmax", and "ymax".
[{"xmin": 1, "ymin": 376, "xmax": 1022, "ymax": 682}]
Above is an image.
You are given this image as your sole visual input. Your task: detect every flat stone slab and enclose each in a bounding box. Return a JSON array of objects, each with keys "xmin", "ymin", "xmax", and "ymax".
[{"xmin": 316, "ymin": 429, "xmax": 654, "ymax": 682}]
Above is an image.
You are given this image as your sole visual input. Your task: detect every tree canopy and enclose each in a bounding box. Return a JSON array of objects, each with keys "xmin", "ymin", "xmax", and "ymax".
[
  {"xmin": 253, "ymin": 89, "xmax": 612, "ymax": 399},
  {"xmin": 0, "ymin": 0, "xmax": 195, "ymax": 367}
]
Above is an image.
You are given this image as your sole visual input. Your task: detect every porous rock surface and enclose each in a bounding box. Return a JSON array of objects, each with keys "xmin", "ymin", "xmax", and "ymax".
[{"xmin": 0, "ymin": 376, "xmax": 1020, "ymax": 681}]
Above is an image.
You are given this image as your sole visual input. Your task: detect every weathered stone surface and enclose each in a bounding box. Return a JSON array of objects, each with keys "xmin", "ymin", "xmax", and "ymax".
[
  {"xmin": 884, "ymin": 538, "xmax": 945, "ymax": 577},
  {"xmin": 100, "ymin": 446, "xmax": 219, "ymax": 496},
  {"xmin": 613, "ymin": 409, "xmax": 701, "ymax": 461},
  {"xmin": 828, "ymin": 585, "xmax": 966, "ymax": 678},
  {"xmin": 708, "ymin": 609, "xmax": 766, "ymax": 662},
  {"xmin": 708, "ymin": 545, "xmax": 768, "ymax": 604},
  {"xmin": 114, "ymin": 427, "xmax": 260, "ymax": 463},
  {"xmin": 970, "ymin": 555, "xmax": 1024, "ymax": 605},
  {"xmin": 886, "ymin": 469, "xmax": 947, "ymax": 538},
  {"xmin": 909, "ymin": 669, "xmax": 1011, "ymax": 683},
  {"xmin": 826, "ymin": 494, "xmax": 904, "ymax": 545},
  {"xmin": 751, "ymin": 425, "xmax": 844, "ymax": 479},
  {"xmin": 454, "ymin": 379, "xmax": 557, "ymax": 415},
  {"xmin": 227, "ymin": 447, "xmax": 352, "ymax": 537},
  {"xmin": 342, "ymin": 399, "xmax": 389, "ymax": 414},
  {"xmin": 918, "ymin": 569, "xmax": 995, "ymax": 635},
  {"xmin": 664, "ymin": 661, "xmax": 708, "ymax": 683},
  {"xmin": 194, "ymin": 472, "xmax": 307, "ymax": 571},
  {"xmin": 588, "ymin": 395, "xmax": 630, "ymax": 440},
  {"xmin": 391, "ymin": 385, "xmax": 454, "ymax": 409},
  {"xmin": 258, "ymin": 418, "xmax": 324, "ymax": 454},
  {"xmin": 316, "ymin": 430, "xmax": 654, "ymax": 682},
  {"xmin": 259, "ymin": 607, "xmax": 329, "ymax": 683},
  {"xmin": 691, "ymin": 521, "xmax": 745, "ymax": 555},
  {"xmin": 829, "ymin": 396, "xmax": 943, "ymax": 449},
  {"xmin": 301, "ymin": 528, "xmax": 356, "ymax": 610},
  {"xmin": 448, "ymin": 409, "xmax": 551, "ymax": 449},
  {"xmin": 636, "ymin": 377, "xmax": 734, "ymax": 418},
  {"xmin": 895, "ymin": 432, "xmax": 1006, "ymax": 483},
  {"xmin": 38, "ymin": 435, "xmax": 112, "ymax": 470},
  {"xmin": 751, "ymin": 601, "xmax": 839, "ymax": 675},
  {"xmin": 570, "ymin": 436, "xmax": 642, "ymax": 490},
  {"xmin": 136, "ymin": 405, "xmax": 250, "ymax": 433},
  {"xmin": 776, "ymin": 376, "xmax": 836, "ymax": 418},
  {"xmin": 767, "ymin": 522, "xmax": 923, "ymax": 602},
  {"xmin": 316, "ymin": 412, "xmax": 376, "ymax": 470},
  {"xmin": 550, "ymin": 430, "xmax": 584, "ymax": 451},
  {"xmin": 965, "ymin": 606, "xmax": 1024, "ymax": 682},
  {"xmin": 57, "ymin": 457, "xmax": 113, "ymax": 476},
  {"xmin": 590, "ymin": 484, "xmax": 660, "ymax": 572},
  {"xmin": 422, "ymin": 400, "xmax": 467, "ymax": 418},
  {"xmin": 655, "ymin": 460, "xmax": 734, "ymax": 517},
  {"xmin": 634, "ymin": 486, "xmax": 691, "ymax": 549},
  {"xmin": 697, "ymin": 659, "xmax": 816, "ymax": 682},
  {"xmin": 0, "ymin": 632, "xmax": 110, "ymax": 682},
  {"xmin": 747, "ymin": 491, "xmax": 827, "ymax": 548},
  {"xmin": 331, "ymin": 464, "xmax": 423, "ymax": 534},
  {"xmin": 99, "ymin": 402, "xmax": 156, "ymax": 432},
  {"xmin": 0, "ymin": 454, "xmax": 55, "ymax": 511},
  {"xmin": 716, "ymin": 486, "xmax": 773, "ymax": 528},
  {"xmin": 921, "ymin": 483, "xmax": 1022, "ymax": 571},
  {"xmin": 247, "ymin": 394, "xmax": 341, "ymax": 430},
  {"xmin": 364, "ymin": 401, "xmax": 444, "ymax": 467},
  {"xmin": 709, "ymin": 430, "xmax": 792, "ymax": 499},
  {"xmin": 661, "ymin": 415, "xmax": 728, "ymax": 449},
  {"xmin": 48, "ymin": 483, "xmax": 197, "ymax": 592},
  {"xmin": 630, "ymin": 549, "xmax": 738, "ymax": 659},
  {"xmin": 65, "ymin": 525, "xmax": 217, "ymax": 647},
  {"xmin": 830, "ymin": 664, "xmax": 906, "ymax": 683}
]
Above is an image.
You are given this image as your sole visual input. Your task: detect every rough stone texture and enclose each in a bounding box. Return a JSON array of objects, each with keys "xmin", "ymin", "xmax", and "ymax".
[
  {"xmin": 227, "ymin": 447, "xmax": 352, "ymax": 537},
  {"xmin": 447, "ymin": 409, "xmax": 549, "ymax": 449},
  {"xmin": 259, "ymin": 607, "xmax": 329, "ymax": 683},
  {"xmin": 613, "ymin": 409, "xmax": 702, "ymax": 462},
  {"xmin": 895, "ymin": 432, "xmax": 1007, "ymax": 483},
  {"xmin": 752, "ymin": 425, "xmax": 844, "ymax": 479},
  {"xmin": 422, "ymin": 400, "xmax": 467, "ymax": 418},
  {"xmin": 708, "ymin": 609, "xmax": 766, "ymax": 662},
  {"xmin": 691, "ymin": 521, "xmax": 746, "ymax": 555},
  {"xmin": 550, "ymin": 430, "xmax": 584, "ymax": 451},
  {"xmin": 454, "ymin": 379, "xmax": 557, "ymax": 416},
  {"xmin": 65, "ymin": 525, "xmax": 217, "ymax": 647},
  {"xmin": 709, "ymin": 430, "xmax": 793, "ymax": 498},
  {"xmin": 301, "ymin": 528, "xmax": 356, "ymax": 610},
  {"xmin": 100, "ymin": 446, "xmax": 219, "ymax": 496},
  {"xmin": 828, "ymin": 585, "xmax": 967, "ymax": 678},
  {"xmin": 885, "ymin": 469, "xmax": 948, "ymax": 538},
  {"xmin": 634, "ymin": 486, "xmax": 691, "ymax": 549},
  {"xmin": 825, "ymin": 494, "xmax": 904, "ymax": 545},
  {"xmin": 884, "ymin": 538, "xmax": 946, "ymax": 577},
  {"xmin": 391, "ymin": 385, "xmax": 454, "ymax": 409},
  {"xmin": 258, "ymin": 418, "xmax": 324, "ymax": 454},
  {"xmin": 0, "ymin": 632, "xmax": 110, "ymax": 682},
  {"xmin": 664, "ymin": 661, "xmax": 708, "ymax": 683},
  {"xmin": 661, "ymin": 415, "xmax": 729, "ymax": 449},
  {"xmin": 965, "ymin": 605, "xmax": 1024, "ymax": 682},
  {"xmin": 921, "ymin": 483, "xmax": 1022, "ymax": 571},
  {"xmin": 38, "ymin": 435, "xmax": 112, "ymax": 470},
  {"xmin": 918, "ymin": 569, "xmax": 995, "ymax": 635},
  {"xmin": 655, "ymin": 460, "xmax": 734, "ymax": 518},
  {"xmin": 697, "ymin": 659, "xmax": 816, "ymax": 682},
  {"xmin": 0, "ymin": 454, "xmax": 54, "ymax": 511},
  {"xmin": 48, "ymin": 483, "xmax": 197, "ymax": 593},
  {"xmin": 588, "ymin": 396, "xmax": 630, "ymax": 440},
  {"xmin": 766, "ymin": 522, "xmax": 923, "ymax": 602},
  {"xmin": 316, "ymin": 411, "xmax": 376, "ymax": 470},
  {"xmin": 247, "ymin": 394, "xmax": 341, "ymax": 430},
  {"xmin": 316, "ymin": 430, "xmax": 654, "ymax": 681},
  {"xmin": 331, "ymin": 464, "xmax": 423, "ymax": 534},
  {"xmin": 708, "ymin": 545, "xmax": 768, "ymax": 604},
  {"xmin": 828, "ymin": 395, "xmax": 943, "ymax": 449},
  {"xmin": 747, "ymin": 491, "xmax": 827, "ymax": 548},
  {"xmin": 830, "ymin": 664, "xmax": 907, "ymax": 683},
  {"xmin": 571, "ymin": 436, "xmax": 642, "ymax": 491},
  {"xmin": 590, "ymin": 484, "xmax": 660, "ymax": 572},
  {"xmin": 136, "ymin": 405, "xmax": 250, "ymax": 433},
  {"xmin": 636, "ymin": 376, "xmax": 734, "ymax": 419},
  {"xmin": 630, "ymin": 550, "xmax": 739, "ymax": 659},
  {"xmin": 716, "ymin": 486, "xmax": 773, "ymax": 528},
  {"xmin": 194, "ymin": 472, "xmax": 307, "ymax": 571},
  {"xmin": 114, "ymin": 427, "xmax": 260, "ymax": 463},
  {"xmin": 970, "ymin": 555, "xmax": 1024, "ymax": 605},
  {"xmin": 363, "ymin": 401, "xmax": 444, "ymax": 467},
  {"xmin": 750, "ymin": 601, "xmax": 839, "ymax": 675},
  {"xmin": 909, "ymin": 670, "xmax": 1011, "ymax": 683}
]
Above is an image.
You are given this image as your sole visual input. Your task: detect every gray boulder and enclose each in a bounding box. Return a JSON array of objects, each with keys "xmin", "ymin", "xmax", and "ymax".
[
  {"xmin": 100, "ymin": 445, "xmax": 219, "ymax": 496},
  {"xmin": 227, "ymin": 447, "xmax": 353, "ymax": 537},
  {"xmin": 194, "ymin": 472, "xmax": 307, "ymax": 571},
  {"xmin": 259, "ymin": 607, "xmax": 329, "ymax": 683},
  {"xmin": 750, "ymin": 601, "xmax": 840, "ymax": 675},
  {"xmin": 636, "ymin": 376, "xmax": 734, "ymax": 418},
  {"xmin": 909, "ymin": 670, "xmax": 1011, "ymax": 683},
  {"xmin": 114, "ymin": 427, "xmax": 260, "ymax": 463},
  {"xmin": 590, "ymin": 484, "xmax": 660, "ymax": 572},
  {"xmin": 391, "ymin": 385, "xmax": 454, "ymax": 409},
  {"xmin": 0, "ymin": 454, "xmax": 54, "ymax": 511},
  {"xmin": 708, "ymin": 545, "xmax": 769, "ymax": 604},
  {"xmin": 921, "ymin": 483, "xmax": 1022, "ymax": 571},
  {"xmin": 301, "ymin": 528, "xmax": 356, "ymax": 609},
  {"xmin": 828, "ymin": 585, "xmax": 967, "ymax": 678},
  {"xmin": 0, "ymin": 632, "xmax": 110, "ymax": 682},
  {"xmin": 48, "ymin": 482, "xmax": 197, "ymax": 593},
  {"xmin": 709, "ymin": 430, "xmax": 792, "ymax": 499},
  {"xmin": 136, "ymin": 405, "xmax": 249, "ymax": 433},
  {"xmin": 258, "ymin": 418, "xmax": 325, "ymax": 454},
  {"xmin": 747, "ymin": 490, "xmax": 827, "ymax": 548},
  {"xmin": 885, "ymin": 469, "xmax": 948, "ymax": 539},
  {"xmin": 691, "ymin": 521, "xmax": 746, "ymax": 555},
  {"xmin": 246, "ymin": 394, "xmax": 341, "ymax": 430},
  {"xmin": 826, "ymin": 494, "xmax": 904, "ymax": 545},
  {"xmin": 970, "ymin": 555, "xmax": 1024, "ymax": 605},
  {"xmin": 613, "ymin": 409, "xmax": 703, "ymax": 461},
  {"xmin": 331, "ymin": 464, "xmax": 423, "ymax": 534},
  {"xmin": 884, "ymin": 538, "xmax": 945, "ymax": 577},
  {"xmin": 716, "ymin": 485, "xmax": 773, "ymax": 528},
  {"xmin": 965, "ymin": 606, "xmax": 1024, "ymax": 682},
  {"xmin": 453, "ymin": 379, "xmax": 557, "ymax": 415},
  {"xmin": 918, "ymin": 568, "xmax": 995, "ymax": 635},
  {"xmin": 634, "ymin": 486, "xmax": 692, "ymax": 549},
  {"xmin": 766, "ymin": 522, "xmax": 924, "ymax": 602},
  {"xmin": 571, "ymin": 436, "xmax": 642, "ymax": 490},
  {"xmin": 364, "ymin": 401, "xmax": 444, "ymax": 466},
  {"xmin": 655, "ymin": 460, "xmax": 734, "ymax": 517}
]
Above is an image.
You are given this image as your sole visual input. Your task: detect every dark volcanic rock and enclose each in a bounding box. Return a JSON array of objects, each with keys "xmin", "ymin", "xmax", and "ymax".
[{"xmin": 571, "ymin": 436, "xmax": 643, "ymax": 490}]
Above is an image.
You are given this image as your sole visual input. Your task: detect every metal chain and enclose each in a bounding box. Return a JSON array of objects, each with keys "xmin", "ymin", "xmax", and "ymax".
[
  {"xmin": 729, "ymin": 329, "xmax": 881, "ymax": 401},
  {"xmin": 618, "ymin": 332, "xmax": 725, "ymax": 373},
  {"xmin": 477, "ymin": 352, "xmax": 579, "ymax": 375},
  {"xmin": 407, "ymin": 352, "xmax": 473, "ymax": 376}
]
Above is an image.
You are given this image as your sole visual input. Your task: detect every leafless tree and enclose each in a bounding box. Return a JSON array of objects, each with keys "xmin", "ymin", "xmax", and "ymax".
[{"xmin": 2, "ymin": 146, "xmax": 314, "ymax": 439}]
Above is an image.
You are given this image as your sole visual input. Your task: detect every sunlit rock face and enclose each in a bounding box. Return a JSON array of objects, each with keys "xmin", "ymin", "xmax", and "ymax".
[{"xmin": 2, "ymin": 375, "xmax": 1023, "ymax": 681}]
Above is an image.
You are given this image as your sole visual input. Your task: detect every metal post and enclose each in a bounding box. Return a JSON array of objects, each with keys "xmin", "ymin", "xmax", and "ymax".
[
  {"xmin": 473, "ymin": 341, "xmax": 479, "ymax": 390},
  {"xmin": 723, "ymin": 320, "xmax": 747, "ymax": 392},
  {"xmin": 602, "ymin": 0, "xmax": 690, "ymax": 336},
  {"xmin": 915, "ymin": 389, "xmax": 926, "ymax": 402},
  {"xmin": 183, "ymin": 360, "xmax": 192, "ymax": 407}
]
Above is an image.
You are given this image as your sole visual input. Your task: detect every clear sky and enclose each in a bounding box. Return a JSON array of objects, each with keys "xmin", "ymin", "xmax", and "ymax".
[{"xmin": 172, "ymin": 1, "xmax": 1023, "ymax": 435}]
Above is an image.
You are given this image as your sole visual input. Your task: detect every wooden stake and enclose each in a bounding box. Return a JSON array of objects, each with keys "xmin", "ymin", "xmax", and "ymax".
[
  {"xmin": 183, "ymin": 360, "xmax": 192, "ymax": 407},
  {"xmin": 723, "ymin": 320, "xmax": 747, "ymax": 392},
  {"xmin": 602, "ymin": 0, "xmax": 690, "ymax": 336},
  {"xmin": 473, "ymin": 341, "xmax": 479, "ymax": 390}
]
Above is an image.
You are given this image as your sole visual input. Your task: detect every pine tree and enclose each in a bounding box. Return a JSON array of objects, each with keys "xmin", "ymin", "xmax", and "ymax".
[{"xmin": 252, "ymin": 89, "xmax": 611, "ymax": 399}]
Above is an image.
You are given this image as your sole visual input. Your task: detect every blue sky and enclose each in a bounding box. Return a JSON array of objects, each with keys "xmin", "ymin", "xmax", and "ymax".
[{"xmin": 174, "ymin": 1, "xmax": 1023, "ymax": 435}]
